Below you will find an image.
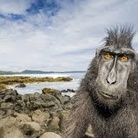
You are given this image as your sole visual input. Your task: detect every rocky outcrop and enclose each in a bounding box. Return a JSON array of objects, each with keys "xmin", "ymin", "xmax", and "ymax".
[
  {"xmin": 0, "ymin": 89, "xmax": 71, "ymax": 138},
  {"xmin": 0, "ymin": 88, "xmax": 94, "ymax": 138},
  {"xmin": 42, "ymin": 88, "xmax": 59, "ymax": 94}
]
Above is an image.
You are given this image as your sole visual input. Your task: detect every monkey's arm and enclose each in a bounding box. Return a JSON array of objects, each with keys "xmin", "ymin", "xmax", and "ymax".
[{"xmin": 62, "ymin": 90, "xmax": 92, "ymax": 138}]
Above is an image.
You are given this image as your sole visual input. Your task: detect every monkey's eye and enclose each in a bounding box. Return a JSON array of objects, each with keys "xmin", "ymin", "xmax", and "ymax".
[
  {"xmin": 119, "ymin": 56, "xmax": 128, "ymax": 62},
  {"xmin": 103, "ymin": 53, "xmax": 112, "ymax": 60}
]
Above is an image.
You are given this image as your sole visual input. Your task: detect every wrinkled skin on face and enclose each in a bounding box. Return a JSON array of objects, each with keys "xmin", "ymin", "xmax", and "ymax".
[{"xmin": 95, "ymin": 46, "xmax": 136, "ymax": 106}]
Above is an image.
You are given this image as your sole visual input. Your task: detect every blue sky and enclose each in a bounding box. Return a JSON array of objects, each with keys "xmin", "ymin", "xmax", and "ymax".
[{"xmin": 0, "ymin": 0, "xmax": 138, "ymax": 71}]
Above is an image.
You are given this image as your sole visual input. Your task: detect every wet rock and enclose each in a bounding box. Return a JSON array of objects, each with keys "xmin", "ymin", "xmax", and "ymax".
[
  {"xmin": 42, "ymin": 88, "xmax": 59, "ymax": 94},
  {"xmin": 16, "ymin": 83, "xmax": 26, "ymax": 88},
  {"xmin": 61, "ymin": 89, "xmax": 75, "ymax": 93}
]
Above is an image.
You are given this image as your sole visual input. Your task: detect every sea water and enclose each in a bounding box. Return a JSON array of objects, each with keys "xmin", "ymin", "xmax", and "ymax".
[{"xmin": 5, "ymin": 72, "xmax": 85, "ymax": 96}]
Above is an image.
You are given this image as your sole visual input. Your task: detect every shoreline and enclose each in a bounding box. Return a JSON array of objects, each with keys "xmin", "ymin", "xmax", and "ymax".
[{"xmin": 0, "ymin": 76, "xmax": 73, "ymax": 89}]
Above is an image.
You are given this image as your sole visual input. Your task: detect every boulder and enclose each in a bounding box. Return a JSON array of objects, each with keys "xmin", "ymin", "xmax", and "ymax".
[
  {"xmin": 1, "ymin": 102, "xmax": 13, "ymax": 109},
  {"xmin": 42, "ymin": 88, "xmax": 59, "ymax": 94},
  {"xmin": 40, "ymin": 94, "xmax": 62, "ymax": 111},
  {"xmin": 59, "ymin": 110, "xmax": 70, "ymax": 131},
  {"xmin": 31, "ymin": 110, "xmax": 50, "ymax": 124},
  {"xmin": 61, "ymin": 89, "xmax": 75, "ymax": 93},
  {"xmin": 0, "ymin": 126, "xmax": 25, "ymax": 138},
  {"xmin": 3, "ymin": 94, "xmax": 16, "ymax": 102},
  {"xmin": 0, "ymin": 116, "xmax": 25, "ymax": 138},
  {"xmin": 13, "ymin": 112, "xmax": 31, "ymax": 122},
  {"xmin": 21, "ymin": 122, "xmax": 41, "ymax": 136},
  {"xmin": 40, "ymin": 132, "xmax": 61, "ymax": 138},
  {"xmin": 0, "ymin": 116, "xmax": 16, "ymax": 128},
  {"xmin": 48, "ymin": 112, "xmax": 60, "ymax": 131}
]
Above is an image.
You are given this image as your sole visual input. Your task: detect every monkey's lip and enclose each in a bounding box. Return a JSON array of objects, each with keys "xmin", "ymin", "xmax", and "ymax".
[{"xmin": 98, "ymin": 92, "xmax": 118, "ymax": 100}]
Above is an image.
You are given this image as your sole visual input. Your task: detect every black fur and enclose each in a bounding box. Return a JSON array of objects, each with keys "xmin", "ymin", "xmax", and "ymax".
[
  {"xmin": 104, "ymin": 26, "xmax": 135, "ymax": 48},
  {"xmin": 62, "ymin": 26, "xmax": 138, "ymax": 138}
]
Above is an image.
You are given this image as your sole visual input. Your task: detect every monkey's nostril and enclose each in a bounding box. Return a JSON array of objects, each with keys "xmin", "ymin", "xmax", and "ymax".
[
  {"xmin": 111, "ymin": 81, "xmax": 116, "ymax": 84},
  {"xmin": 106, "ymin": 79, "xmax": 116, "ymax": 85}
]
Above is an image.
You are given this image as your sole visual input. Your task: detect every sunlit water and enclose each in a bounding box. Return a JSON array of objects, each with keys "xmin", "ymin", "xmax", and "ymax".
[{"xmin": 4, "ymin": 73, "xmax": 85, "ymax": 96}]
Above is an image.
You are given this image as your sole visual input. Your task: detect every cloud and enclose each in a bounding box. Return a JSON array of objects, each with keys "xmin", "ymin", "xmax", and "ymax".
[
  {"xmin": 0, "ymin": 0, "xmax": 138, "ymax": 71},
  {"xmin": 0, "ymin": 0, "xmax": 30, "ymax": 15}
]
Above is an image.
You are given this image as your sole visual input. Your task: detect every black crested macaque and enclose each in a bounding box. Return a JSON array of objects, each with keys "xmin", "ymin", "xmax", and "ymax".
[{"xmin": 63, "ymin": 26, "xmax": 138, "ymax": 138}]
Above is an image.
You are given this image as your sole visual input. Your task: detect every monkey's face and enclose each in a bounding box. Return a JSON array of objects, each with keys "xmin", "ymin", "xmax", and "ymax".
[{"xmin": 95, "ymin": 46, "xmax": 136, "ymax": 106}]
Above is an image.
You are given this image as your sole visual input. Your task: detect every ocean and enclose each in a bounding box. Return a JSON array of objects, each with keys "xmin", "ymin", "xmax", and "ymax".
[{"xmin": 7, "ymin": 72, "xmax": 86, "ymax": 96}]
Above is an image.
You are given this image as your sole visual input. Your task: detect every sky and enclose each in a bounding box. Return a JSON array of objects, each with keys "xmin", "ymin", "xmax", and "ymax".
[{"xmin": 0, "ymin": 0, "xmax": 138, "ymax": 72}]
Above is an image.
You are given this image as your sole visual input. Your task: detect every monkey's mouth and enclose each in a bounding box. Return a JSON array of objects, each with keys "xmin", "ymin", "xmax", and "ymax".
[{"xmin": 98, "ymin": 91, "xmax": 118, "ymax": 100}]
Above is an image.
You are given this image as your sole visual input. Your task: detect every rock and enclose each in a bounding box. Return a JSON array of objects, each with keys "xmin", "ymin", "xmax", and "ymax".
[
  {"xmin": 63, "ymin": 102, "xmax": 72, "ymax": 110},
  {"xmin": 59, "ymin": 110, "xmax": 70, "ymax": 131},
  {"xmin": 42, "ymin": 88, "xmax": 59, "ymax": 94},
  {"xmin": 40, "ymin": 94, "xmax": 62, "ymax": 111},
  {"xmin": 0, "ymin": 116, "xmax": 16, "ymax": 128},
  {"xmin": 4, "ymin": 89, "xmax": 18, "ymax": 96},
  {"xmin": 3, "ymin": 94, "xmax": 16, "ymax": 102},
  {"xmin": 16, "ymin": 83, "xmax": 26, "ymax": 88},
  {"xmin": 48, "ymin": 112, "xmax": 60, "ymax": 131},
  {"xmin": 0, "ymin": 110, "xmax": 5, "ymax": 117},
  {"xmin": 21, "ymin": 122, "xmax": 41, "ymax": 135},
  {"xmin": 40, "ymin": 132, "xmax": 61, "ymax": 138},
  {"xmin": 4, "ymin": 109, "xmax": 14, "ymax": 117},
  {"xmin": 1, "ymin": 102, "xmax": 13, "ymax": 109},
  {"xmin": 0, "ymin": 88, "xmax": 72, "ymax": 137},
  {"xmin": 61, "ymin": 89, "xmax": 75, "ymax": 93},
  {"xmin": 0, "ymin": 125, "xmax": 25, "ymax": 138},
  {"xmin": 31, "ymin": 110, "xmax": 50, "ymax": 124},
  {"xmin": 62, "ymin": 95, "xmax": 71, "ymax": 104},
  {"xmin": 13, "ymin": 112, "xmax": 31, "ymax": 122}
]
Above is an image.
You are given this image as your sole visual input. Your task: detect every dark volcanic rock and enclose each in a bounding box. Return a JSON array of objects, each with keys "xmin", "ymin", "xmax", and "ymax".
[{"xmin": 61, "ymin": 89, "xmax": 75, "ymax": 93}]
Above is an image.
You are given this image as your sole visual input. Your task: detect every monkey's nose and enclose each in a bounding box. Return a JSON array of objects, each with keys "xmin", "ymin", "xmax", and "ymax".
[
  {"xmin": 106, "ymin": 79, "xmax": 116, "ymax": 85},
  {"xmin": 106, "ymin": 72, "xmax": 117, "ymax": 85}
]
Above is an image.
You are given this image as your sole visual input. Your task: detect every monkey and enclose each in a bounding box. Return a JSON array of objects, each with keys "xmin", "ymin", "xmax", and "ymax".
[{"xmin": 62, "ymin": 26, "xmax": 138, "ymax": 138}]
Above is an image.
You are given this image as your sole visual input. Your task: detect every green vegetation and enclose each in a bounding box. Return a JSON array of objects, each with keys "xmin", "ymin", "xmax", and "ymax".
[
  {"xmin": 0, "ymin": 76, "xmax": 73, "ymax": 89},
  {"xmin": 42, "ymin": 88, "xmax": 59, "ymax": 94}
]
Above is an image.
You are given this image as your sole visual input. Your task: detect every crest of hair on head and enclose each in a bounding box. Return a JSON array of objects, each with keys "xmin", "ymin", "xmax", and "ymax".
[{"xmin": 104, "ymin": 26, "xmax": 135, "ymax": 49}]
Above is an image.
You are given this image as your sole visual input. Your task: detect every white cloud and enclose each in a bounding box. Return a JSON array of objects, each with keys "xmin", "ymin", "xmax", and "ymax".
[
  {"xmin": 0, "ymin": 0, "xmax": 31, "ymax": 15},
  {"xmin": 0, "ymin": 0, "xmax": 138, "ymax": 71}
]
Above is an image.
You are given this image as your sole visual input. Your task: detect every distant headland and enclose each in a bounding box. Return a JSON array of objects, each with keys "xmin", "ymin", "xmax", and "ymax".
[{"xmin": 0, "ymin": 70, "xmax": 86, "ymax": 75}]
